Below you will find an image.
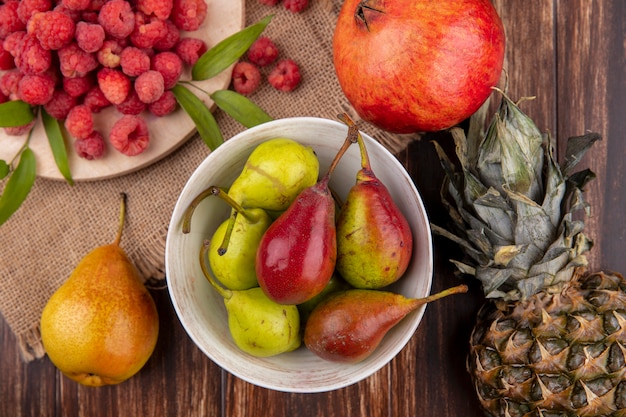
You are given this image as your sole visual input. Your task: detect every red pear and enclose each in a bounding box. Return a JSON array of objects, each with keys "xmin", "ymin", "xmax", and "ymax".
[
  {"xmin": 304, "ymin": 285, "xmax": 468, "ymax": 363},
  {"xmin": 255, "ymin": 124, "xmax": 358, "ymax": 305},
  {"xmin": 335, "ymin": 114, "xmax": 413, "ymax": 289}
]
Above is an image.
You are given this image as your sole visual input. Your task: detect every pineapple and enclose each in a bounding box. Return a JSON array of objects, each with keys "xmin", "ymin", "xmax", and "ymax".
[{"xmin": 431, "ymin": 90, "xmax": 626, "ymax": 416}]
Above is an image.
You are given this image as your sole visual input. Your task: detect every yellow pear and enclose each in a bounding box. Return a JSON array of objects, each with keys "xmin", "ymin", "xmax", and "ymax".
[{"xmin": 40, "ymin": 193, "xmax": 159, "ymax": 387}]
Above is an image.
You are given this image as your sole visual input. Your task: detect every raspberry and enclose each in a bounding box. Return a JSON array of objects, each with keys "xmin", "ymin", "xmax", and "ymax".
[
  {"xmin": 148, "ymin": 89, "xmax": 176, "ymax": 116},
  {"xmin": 134, "ymin": 70, "xmax": 164, "ymax": 103},
  {"xmin": 58, "ymin": 42, "xmax": 98, "ymax": 77},
  {"xmin": 97, "ymin": 67, "xmax": 130, "ymax": 104},
  {"xmin": 97, "ymin": 39, "xmax": 123, "ymax": 68},
  {"xmin": 130, "ymin": 12, "xmax": 167, "ymax": 49},
  {"xmin": 98, "ymin": 0, "xmax": 135, "ymax": 39},
  {"xmin": 258, "ymin": 0, "xmax": 280, "ymax": 5},
  {"xmin": 175, "ymin": 37, "xmax": 207, "ymax": 66},
  {"xmin": 109, "ymin": 114, "xmax": 150, "ymax": 156},
  {"xmin": 80, "ymin": 10, "xmax": 98, "ymax": 23},
  {"xmin": 153, "ymin": 19, "xmax": 180, "ymax": 51},
  {"xmin": 17, "ymin": 73, "xmax": 55, "ymax": 104},
  {"xmin": 65, "ymin": 104, "xmax": 94, "ymax": 139},
  {"xmin": 171, "ymin": 0, "xmax": 207, "ymax": 31},
  {"xmin": 75, "ymin": 21, "xmax": 105, "ymax": 53},
  {"xmin": 120, "ymin": 46, "xmax": 150, "ymax": 77},
  {"xmin": 60, "ymin": 0, "xmax": 91, "ymax": 12},
  {"xmin": 247, "ymin": 36, "xmax": 278, "ymax": 67},
  {"xmin": 27, "ymin": 11, "xmax": 76, "ymax": 50},
  {"xmin": 0, "ymin": 1, "xmax": 26, "ymax": 39},
  {"xmin": 3, "ymin": 31, "xmax": 27, "ymax": 57},
  {"xmin": 0, "ymin": 48, "xmax": 14, "ymax": 70},
  {"xmin": 52, "ymin": 4, "xmax": 82, "ymax": 22},
  {"xmin": 151, "ymin": 51, "xmax": 182, "ymax": 89},
  {"xmin": 268, "ymin": 59, "xmax": 301, "ymax": 92},
  {"xmin": 136, "ymin": 0, "xmax": 173, "ymax": 21},
  {"xmin": 17, "ymin": 0, "xmax": 52, "ymax": 25},
  {"xmin": 74, "ymin": 130, "xmax": 105, "ymax": 159},
  {"xmin": 44, "ymin": 88, "xmax": 78, "ymax": 119},
  {"xmin": 0, "ymin": 70, "xmax": 24, "ymax": 99},
  {"xmin": 83, "ymin": 85, "xmax": 111, "ymax": 112},
  {"xmin": 5, "ymin": 120, "xmax": 35, "ymax": 136},
  {"xmin": 231, "ymin": 62, "xmax": 261, "ymax": 96},
  {"xmin": 87, "ymin": 0, "xmax": 108, "ymax": 12},
  {"xmin": 15, "ymin": 33, "xmax": 52, "ymax": 74},
  {"xmin": 283, "ymin": 0, "xmax": 308, "ymax": 13},
  {"xmin": 62, "ymin": 74, "xmax": 93, "ymax": 97},
  {"xmin": 116, "ymin": 89, "xmax": 146, "ymax": 115}
]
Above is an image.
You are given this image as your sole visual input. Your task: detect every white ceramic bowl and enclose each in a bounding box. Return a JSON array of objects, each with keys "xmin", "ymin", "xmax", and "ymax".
[{"xmin": 165, "ymin": 117, "xmax": 433, "ymax": 393}]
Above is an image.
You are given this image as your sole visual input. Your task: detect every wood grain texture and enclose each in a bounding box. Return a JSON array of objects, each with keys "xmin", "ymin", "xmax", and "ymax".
[{"xmin": 2, "ymin": 1, "xmax": 625, "ymax": 416}]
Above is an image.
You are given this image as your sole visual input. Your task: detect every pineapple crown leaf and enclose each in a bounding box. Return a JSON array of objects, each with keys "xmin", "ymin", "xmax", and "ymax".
[{"xmin": 432, "ymin": 90, "xmax": 601, "ymax": 302}]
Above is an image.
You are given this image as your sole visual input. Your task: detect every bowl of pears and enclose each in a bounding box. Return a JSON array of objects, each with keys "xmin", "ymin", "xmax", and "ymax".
[{"xmin": 166, "ymin": 115, "xmax": 457, "ymax": 393}]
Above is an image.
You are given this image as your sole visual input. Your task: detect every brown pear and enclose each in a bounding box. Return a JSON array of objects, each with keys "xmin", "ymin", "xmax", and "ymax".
[
  {"xmin": 40, "ymin": 193, "xmax": 159, "ymax": 387},
  {"xmin": 303, "ymin": 285, "xmax": 468, "ymax": 363}
]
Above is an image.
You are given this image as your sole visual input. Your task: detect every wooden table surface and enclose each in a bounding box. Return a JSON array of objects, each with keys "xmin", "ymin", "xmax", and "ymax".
[{"xmin": 2, "ymin": 1, "xmax": 624, "ymax": 416}]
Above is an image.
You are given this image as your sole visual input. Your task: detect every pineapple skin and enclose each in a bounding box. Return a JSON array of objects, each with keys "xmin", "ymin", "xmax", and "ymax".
[
  {"xmin": 469, "ymin": 270, "xmax": 626, "ymax": 417},
  {"xmin": 432, "ymin": 92, "xmax": 626, "ymax": 416}
]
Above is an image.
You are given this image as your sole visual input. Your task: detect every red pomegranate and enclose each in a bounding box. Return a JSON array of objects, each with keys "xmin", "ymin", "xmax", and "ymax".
[{"xmin": 333, "ymin": 0, "xmax": 506, "ymax": 133}]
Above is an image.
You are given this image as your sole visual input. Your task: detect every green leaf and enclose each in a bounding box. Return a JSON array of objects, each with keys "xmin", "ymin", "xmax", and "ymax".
[
  {"xmin": 0, "ymin": 160, "xmax": 8, "ymax": 179},
  {"xmin": 0, "ymin": 101, "xmax": 34, "ymax": 127},
  {"xmin": 172, "ymin": 84, "xmax": 223, "ymax": 150},
  {"xmin": 210, "ymin": 90, "xmax": 273, "ymax": 128},
  {"xmin": 192, "ymin": 15, "xmax": 273, "ymax": 81},
  {"xmin": 0, "ymin": 147, "xmax": 36, "ymax": 227},
  {"xmin": 42, "ymin": 109, "xmax": 74, "ymax": 186}
]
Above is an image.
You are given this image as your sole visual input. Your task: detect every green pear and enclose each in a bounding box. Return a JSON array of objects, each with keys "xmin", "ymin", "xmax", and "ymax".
[
  {"xmin": 228, "ymin": 137, "xmax": 320, "ymax": 212},
  {"xmin": 182, "ymin": 137, "xmax": 319, "ymax": 254},
  {"xmin": 224, "ymin": 287, "xmax": 301, "ymax": 357},
  {"xmin": 201, "ymin": 187, "xmax": 272, "ymax": 290},
  {"xmin": 200, "ymin": 241, "xmax": 301, "ymax": 357}
]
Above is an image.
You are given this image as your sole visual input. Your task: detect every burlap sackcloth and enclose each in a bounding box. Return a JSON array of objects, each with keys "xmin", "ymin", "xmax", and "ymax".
[{"xmin": 0, "ymin": 0, "xmax": 417, "ymax": 362}]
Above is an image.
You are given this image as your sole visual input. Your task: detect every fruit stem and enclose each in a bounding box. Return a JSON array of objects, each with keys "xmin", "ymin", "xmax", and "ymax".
[
  {"xmin": 210, "ymin": 185, "xmax": 266, "ymax": 256},
  {"xmin": 182, "ymin": 186, "xmax": 216, "ymax": 234},
  {"xmin": 199, "ymin": 239, "xmax": 232, "ymax": 300},
  {"xmin": 338, "ymin": 113, "xmax": 371, "ymax": 171},
  {"xmin": 218, "ymin": 209, "xmax": 237, "ymax": 256},
  {"xmin": 210, "ymin": 186, "xmax": 262, "ymax": 224},
  {"xmin": 322, "ymin": 114, "xmax": 359, "ymax": 183},
  {"xmin": 413, "ymin": 284, "xmax": 468, "ymax": 306},
  {"xmin": 114, "ymin": 192, "xmax": 127, "ymax": 247}
]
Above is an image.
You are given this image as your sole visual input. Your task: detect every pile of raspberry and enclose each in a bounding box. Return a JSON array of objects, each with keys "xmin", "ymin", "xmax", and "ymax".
[
  {"xmin": 258, "ymin": 0, "xmax": 308, "ymax": 13},
  {"xmin": 232, "ymin": 36, "xmax": 301, "ymax": 96},
  {"xmin": 0, "ymin": 0, "xmax": 209, "ymax": 159}
]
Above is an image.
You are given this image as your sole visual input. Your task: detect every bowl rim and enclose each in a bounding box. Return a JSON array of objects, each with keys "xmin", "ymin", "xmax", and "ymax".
[{"xmin": 165, "ymin": 116, "xmax": 434, "ymax": 393}]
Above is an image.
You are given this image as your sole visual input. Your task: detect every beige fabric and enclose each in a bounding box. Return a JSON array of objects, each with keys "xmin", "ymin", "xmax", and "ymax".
[{"xmin": 0, "ymin": 0, "xmax": 416, "ymax": 361}]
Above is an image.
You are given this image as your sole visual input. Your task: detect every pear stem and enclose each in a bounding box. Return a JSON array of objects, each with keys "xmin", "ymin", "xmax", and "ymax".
[
  {"xmin": 210, "ymin": 186, "xmax": 257, "ymax": 257},
  {"xmin": 218, "ymin": 209, "xmax": 237, "ymax": 256},
  {"xmin": 182, "ymin": 187, "xmax": 215, "ymax": 234},
  {"xmin": 113, "ymin": 192, "xmax": 127, "ymax": 247},
  {"xmin": 210, "ymin": 186, "xmax": 262, "ymax": 224},
  {"xmin": 322, "ymin": 114, "xmax": 359, "ymax": 184},
  {"xmin": 182, "ymin": 185, "xmax": 262, "ymax": 237},
  {"xmin": 337, "ymin": 113, "xmax": 371, "ymax": 171},
  {"xmin": 199, "ymin": 239, "xmax": 232, "ymax": 300},
  {"xmin": 413, "ymin": 284, "xmax": 468, "ymax": 306}
]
